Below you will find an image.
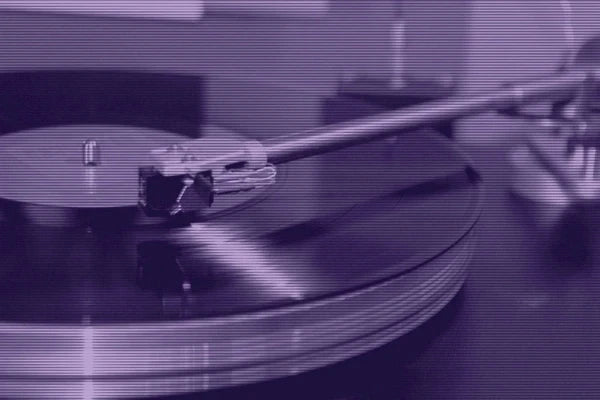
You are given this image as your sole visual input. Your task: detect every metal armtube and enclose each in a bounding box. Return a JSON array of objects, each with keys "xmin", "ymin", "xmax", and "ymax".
[{"xmin": 263, "ymin": 70, "xmax": 591, "ymax": 164}]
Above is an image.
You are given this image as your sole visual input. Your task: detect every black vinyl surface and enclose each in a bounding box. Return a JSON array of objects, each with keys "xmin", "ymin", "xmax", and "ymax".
[{"xmin": 0, "ymin": 131, "xmax": 477, "ymax": 324}]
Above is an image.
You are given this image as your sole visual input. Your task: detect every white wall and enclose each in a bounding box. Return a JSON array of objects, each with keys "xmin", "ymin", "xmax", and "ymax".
[
  {"xmin": 401, "ymin": 0, "xmax": 470, "ymax": 85},
  {"xmin": 0, "ymin": 1, "xmax": 473, "ymax": 96},
  {"xmin": 0, "ymin": 2, "xmax": 395, "ymax": 96}
]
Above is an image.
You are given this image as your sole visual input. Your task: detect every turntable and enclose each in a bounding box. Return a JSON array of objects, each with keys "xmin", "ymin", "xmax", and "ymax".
[
  {"xmin": 0, "ymin": 69, "xmax": 483, "ymax": 399},
  {"xmin": 2, "ymin": 56, "xmax": 599, "ymax": 399}
]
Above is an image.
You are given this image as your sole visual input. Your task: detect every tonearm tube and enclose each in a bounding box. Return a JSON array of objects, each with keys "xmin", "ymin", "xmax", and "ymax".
[{"xmin": 139, "ymin": 68, "xmax": 599, "ymax": 216}]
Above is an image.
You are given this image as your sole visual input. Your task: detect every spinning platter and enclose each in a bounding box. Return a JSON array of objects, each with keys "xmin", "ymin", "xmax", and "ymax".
[{"xmin": 0, "ymin": 116, "xmax": 480, "ymax": 397}]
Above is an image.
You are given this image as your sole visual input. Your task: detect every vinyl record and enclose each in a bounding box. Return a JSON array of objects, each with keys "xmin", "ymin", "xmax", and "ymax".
[{"xmin": 0, "ymin": 124, "xmax": 481, "ymax": 399}]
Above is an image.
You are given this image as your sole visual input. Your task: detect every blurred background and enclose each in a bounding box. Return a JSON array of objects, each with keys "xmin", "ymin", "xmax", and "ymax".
[
  {"xmin": 0, "ymin": 0, "xmax": 598, "ymax": 141},
  {"xmin": 2, "ymin": 4, "xmax": 600, "ymax": 398}
]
